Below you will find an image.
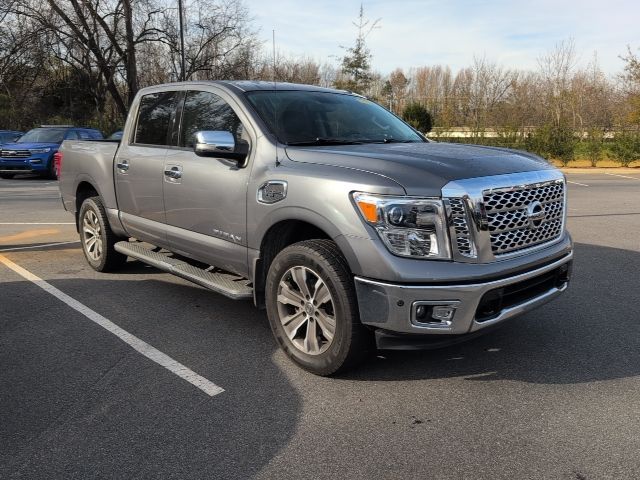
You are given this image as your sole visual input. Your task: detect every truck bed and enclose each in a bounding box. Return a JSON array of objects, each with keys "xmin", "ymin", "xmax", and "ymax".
[{"xmin": 59, "ymin": 140, "xmax": 120, "ymax": 215}]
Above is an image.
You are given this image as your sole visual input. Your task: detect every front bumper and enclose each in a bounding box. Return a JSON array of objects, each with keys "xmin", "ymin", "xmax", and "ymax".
[
  {"xmin": 355, "ymin": 251, "xmax": 572, "ymax": 340},
  {"xmin": 0, "ymin": 154, "xmax": 49, "ymax": 173}
]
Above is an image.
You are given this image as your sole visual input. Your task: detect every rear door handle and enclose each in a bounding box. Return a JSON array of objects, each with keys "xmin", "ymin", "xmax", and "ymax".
[
  {"xmin": 116, "ymin": 159, "xmax": 129, "ymax": 172},
  {"xmin": 164, "ymin": 166, "xmax": 182, "ymax": 179}
]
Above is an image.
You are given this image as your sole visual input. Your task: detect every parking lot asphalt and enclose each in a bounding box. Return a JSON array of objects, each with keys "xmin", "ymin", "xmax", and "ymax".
[{"xmin": 1, "ymin": 171, "xmax": 639, "ymax": 479}]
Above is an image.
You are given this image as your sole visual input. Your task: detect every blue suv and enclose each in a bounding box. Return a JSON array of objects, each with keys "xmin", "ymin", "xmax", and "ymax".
[{"xmin": 0, "ymin": 126, "xmax": 102, "ymax": 179}]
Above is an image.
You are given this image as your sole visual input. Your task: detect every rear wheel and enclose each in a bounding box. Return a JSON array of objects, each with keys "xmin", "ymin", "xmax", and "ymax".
[
  {"xmin": 79, "ymin": 196, "xmax": 127, "ymax": 272},
  {"xmin": 265, "ymin": 239, "xmax": 373, "ymax": 375}
]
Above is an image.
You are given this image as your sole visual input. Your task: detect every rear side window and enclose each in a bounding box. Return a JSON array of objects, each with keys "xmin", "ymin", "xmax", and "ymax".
[
  {"xmin": 86, "ymin": 130, "xmax": 103, "ymax": 139},
  {"xmin": 135, "ymin": 92, "xmax": 178, "ymax": 146},
  {"xmin": 180, "ymin": 91, "xmax": 244, "ymax": 148}
]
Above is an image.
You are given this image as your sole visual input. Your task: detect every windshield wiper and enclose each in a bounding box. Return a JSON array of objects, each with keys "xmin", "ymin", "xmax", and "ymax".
[
  {"xmin": 285, "ymin": 138, "xmax": 365, "ymax": 146},
  {"xmin": 361, "ymin": 138, "xmax": 422, "ymax": 144}
]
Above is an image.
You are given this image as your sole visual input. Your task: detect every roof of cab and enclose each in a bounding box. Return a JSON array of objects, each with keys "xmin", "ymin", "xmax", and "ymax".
[{"xmin": 137, "ymin": 80, "xmax": 350, "ymax": 96}]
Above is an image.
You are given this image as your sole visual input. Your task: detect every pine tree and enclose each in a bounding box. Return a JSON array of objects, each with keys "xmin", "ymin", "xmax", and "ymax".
[{"xmin": 335, "ymin": 5, "xmax": 379, "ymax": 95}]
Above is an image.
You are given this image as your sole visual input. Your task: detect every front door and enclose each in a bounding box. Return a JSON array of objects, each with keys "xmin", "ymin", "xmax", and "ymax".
[
  {"xmin": 115, "ymin": 90, "xmax": 179, "ymax": 246},
  {"xmin": 163, "ymin": 89, "xmax": 252, "ymax": 276}
]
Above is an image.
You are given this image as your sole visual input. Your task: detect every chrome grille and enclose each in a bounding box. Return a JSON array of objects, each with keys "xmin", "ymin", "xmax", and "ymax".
[
  {"xmin": 484, "ymin": 180, "xmax": 565, "ymax": 255},
  {"xmin": 448, "ymin": 198, "xmax": 474, "ymax": 256},
  {"xmin": 0, "ymin": 149, "xmax": 30, "ymax": 159}
]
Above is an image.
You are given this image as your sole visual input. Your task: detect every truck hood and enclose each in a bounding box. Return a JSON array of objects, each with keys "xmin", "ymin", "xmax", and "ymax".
[
  {"xmin": 1, "ymin": 142, "xmax": 58, "ymax": 151},
  {"xmin": 285, "ymin": 142, "xmax": 553, "ymax": 196}
]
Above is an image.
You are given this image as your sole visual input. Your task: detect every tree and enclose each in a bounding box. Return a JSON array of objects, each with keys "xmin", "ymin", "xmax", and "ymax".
[
  {"xmin": 335, "ymin": 4, "xmax": 379, "ymax": 95},
  {"xmin": 160, "ymin": 0, "xmax": 258, "ymax": 82},
  {"xmin": 2, "ymin": 0, "xmax": 257, "ymax": 123},
  {"xmin": 620, "ymin": 46, "xmax": 640, "ymax": 125},
  {"xmin": 402, "ymin": 102, "xmax": 432, "ymax": 133},
  {"xmin": 386, "ymin": 68, "xmax": 409, "ymax": 114},
  {"xmin": 537, "ymin": 39, "xmax": 578, "ymax": 127}
]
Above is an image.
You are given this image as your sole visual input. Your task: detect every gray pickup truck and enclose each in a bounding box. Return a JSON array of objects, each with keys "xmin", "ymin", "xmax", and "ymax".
[{"xmin": 59, "ymin": 81, "xmax": 573, "ymax": 375}]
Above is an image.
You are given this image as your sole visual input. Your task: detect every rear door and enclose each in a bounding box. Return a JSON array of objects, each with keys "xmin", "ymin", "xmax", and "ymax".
[
  {"xmin": 115, "ymin": 90, "xmax": 179, "ymax": 246},
  {"xmin": 162, "ymin": 88, "xmax": 253, "ymax": 276}
]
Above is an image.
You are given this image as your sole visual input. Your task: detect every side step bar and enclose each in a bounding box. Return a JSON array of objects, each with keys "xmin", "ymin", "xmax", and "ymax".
[{"xmin": 114, "ymin": 241, "xmax": 253, "ymax": 300}]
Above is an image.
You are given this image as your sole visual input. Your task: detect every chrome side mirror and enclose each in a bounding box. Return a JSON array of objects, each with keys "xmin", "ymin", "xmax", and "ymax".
[{"xmin": 194, "ymin": 131, "xmax": 236, "ymax": 157}]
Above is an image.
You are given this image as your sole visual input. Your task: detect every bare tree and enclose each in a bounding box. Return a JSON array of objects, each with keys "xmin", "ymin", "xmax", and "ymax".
[
  {"xmin": 160, "ymin": 0, "xmax": 258, "ymax": 82},
  {"xmin": 537, "ymin": 39, "xmax": 578, "ymax": 127}
]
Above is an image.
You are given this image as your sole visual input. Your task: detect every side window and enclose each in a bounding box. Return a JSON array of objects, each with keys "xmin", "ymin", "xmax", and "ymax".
[
  {"xmin": 65, "ymin": 130, "xmax": 79, "ymax": 140},
  {"xmin": 180, "ymin": 91, "xmax": 245, "ymax": 148},
  {"xmin": 135, "ymin": 91, "xmax": 178, "ymax": 146},
  {"xmin": 78, "ymin": 130, "xmax": 90, "ymax": 140}
]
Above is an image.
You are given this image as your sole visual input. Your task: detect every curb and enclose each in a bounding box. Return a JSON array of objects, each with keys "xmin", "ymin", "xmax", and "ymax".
[{"xmin": 560, "ymin": 167, "xmax": 640, "ymax": 174}]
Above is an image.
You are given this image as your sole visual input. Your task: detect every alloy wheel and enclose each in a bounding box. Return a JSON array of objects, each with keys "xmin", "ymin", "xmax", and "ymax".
[
  {"xmin": 276, "ymin": 266, "xmax": 337, "ymax": 355},
  {"xmin": 82, "ymin": 209, "xmax": 103, "ymax": 261}
]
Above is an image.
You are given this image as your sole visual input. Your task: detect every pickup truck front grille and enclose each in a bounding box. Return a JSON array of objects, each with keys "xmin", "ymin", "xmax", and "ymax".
[
  {"xmin": 443, "ymin": 171, "xmax": 567, "ymax": 263},
  {"xmin": 484, "ymin": 181, "xmax": 565, "ymax": 255},
  {"xmin": 448, "ymin": 198, "xmax": 474, "ymax": 257},
  {"xmin": 0, "ymin": 149, "xmax": 30, "ymax": 159}
]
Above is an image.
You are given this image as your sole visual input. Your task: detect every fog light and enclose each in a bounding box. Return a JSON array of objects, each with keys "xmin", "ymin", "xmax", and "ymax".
[
  {"xmin": 432, "ymin": 306, "xmax": 455, "ymax": 322},
  {"xmin": 415, "ymin": 305, "xmax": 429, "ymax": 320},
  {"xmin": 412, "ymin": 301, "xmax": 459, "ymax": 328}
]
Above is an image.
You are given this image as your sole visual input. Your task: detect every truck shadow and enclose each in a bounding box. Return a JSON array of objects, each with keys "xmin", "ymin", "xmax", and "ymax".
[
  {"xmin": 343, "ymin": 242, "xmax": 640, "ymax": 384},
  {"xmin": 1, "ymin": 276, "xmax": 298, "ymax": 479}
]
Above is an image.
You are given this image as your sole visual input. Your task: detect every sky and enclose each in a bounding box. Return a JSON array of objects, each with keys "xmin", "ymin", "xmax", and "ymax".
[{"xmin": 243, "ymin": 0, "xmax": 639, "ymax": 75}]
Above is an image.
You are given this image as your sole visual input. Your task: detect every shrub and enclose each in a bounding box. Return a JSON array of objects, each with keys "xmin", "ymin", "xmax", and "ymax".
[
  {"xmin": 402, "ymin": 102, "xmax": 433, "ymax": 134},
  {"xmin": 584, "ymin": 129, "xmax": 605, "ymax": 167},
  {"xmin": 610, "ymin": 131, "xmax": 640, "ymax": 167},
  {"xmin": 525, "ymin": 124, "xmax": 576, "ymax": 166}
]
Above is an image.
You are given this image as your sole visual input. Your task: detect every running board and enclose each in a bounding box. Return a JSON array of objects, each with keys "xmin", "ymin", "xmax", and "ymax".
[{"xmin": 114, "ymin": 241, "xmax": 253, "ymax": 300}]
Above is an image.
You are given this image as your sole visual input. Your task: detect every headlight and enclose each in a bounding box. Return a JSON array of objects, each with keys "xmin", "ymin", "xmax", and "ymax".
[
  {"xmin": 30, "ymin": 148, "xmax": 51, "ymax": 154},
  {"xmin": 352, "ymin": 193, "xmax": 451, "ymax": 259}
]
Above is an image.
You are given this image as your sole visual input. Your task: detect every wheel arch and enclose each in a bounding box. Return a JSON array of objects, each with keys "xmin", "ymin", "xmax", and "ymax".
[
  {"xmin": 74, "ymin": 180, "xmax": 100, "ymax": 232},
  {"xmin": 252, "ymin": 216, "xmax": 362, "ymax": 309}
]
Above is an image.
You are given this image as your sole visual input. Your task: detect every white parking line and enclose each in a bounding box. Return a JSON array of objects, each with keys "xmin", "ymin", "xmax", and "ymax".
[
  {"xmin": 0, "ymin": 254, "xmax": 224, "ymax": 397},
  {"xmin": 0, "ymin": 222, "xmax": 75, "ymax": 225},
  {"xmin": 604, "ymin": 173, "xmax": 640, "ymax": 181},
  {"xmin": 0, "ymin": 240, "xmax": 80, "ymax": 252},
  {"xmin": 567, "ymin": 180, "xmax": 589, "ymax": 187}
]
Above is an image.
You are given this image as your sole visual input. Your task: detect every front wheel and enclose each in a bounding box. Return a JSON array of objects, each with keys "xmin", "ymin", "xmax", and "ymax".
[
  {"xmin": 79, "ymin": 196, "xmax": 127, "ymax": 272},
  {"xmin": 265, "ymin": 239, "xmax": 373, "ymax": 375},
  {"xmin": 0, "ymin": 173, "xmax": 15, "ymax": 179}
]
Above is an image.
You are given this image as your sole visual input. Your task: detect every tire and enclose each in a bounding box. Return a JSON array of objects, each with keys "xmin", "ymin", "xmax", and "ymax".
[
  {"xmin": 0, "ymin": 173, "xmax": 15, "ymax": 179},
  {"xmin": 78, "ymin": 196, "xmax": 127, "ymax": 272},
  {"xmin": 265, "ymin": 239, "xmax": 373, "ymax": 375}
]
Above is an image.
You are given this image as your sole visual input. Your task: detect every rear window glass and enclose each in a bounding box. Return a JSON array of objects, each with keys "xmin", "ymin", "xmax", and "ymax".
[{"xmin": 135, "ymin": 92, "xmax": 178, "ymax": 145}]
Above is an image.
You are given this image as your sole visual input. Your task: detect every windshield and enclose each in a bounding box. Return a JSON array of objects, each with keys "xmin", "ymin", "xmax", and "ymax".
[
  {"xmin": 0, "ymin": 132, "xmax": 20, "ymax": 143},
  {"xmin": 245, "ymin": 91, "xmax": 424, "ymax": 145},
  {"xmin": 17, "ymin": 128, "xmax": 66, "ymax": 144}
]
